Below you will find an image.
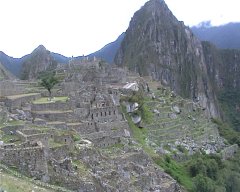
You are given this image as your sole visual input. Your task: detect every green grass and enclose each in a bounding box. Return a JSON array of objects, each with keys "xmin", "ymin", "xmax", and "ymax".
[
  {"xmin": 0, "ymin": 120, "xmax": 24, "ymax": 129},
  {"xmin": 6, "ymin": 93, "xmax": 40, "ymax": 100},
  {"xmin": 0, "ymin": 170, "xmax": 54, "ymax": 192},
  {"xmin": 154, "ymin": 156, "xmax": 193, "ymax": 191},
  {"xmin": 1, "ymin": 134, "xmax": 21, "ymax": 144},
  {"xmin": 72, "ymin": 160, "xmax": 90, "ymax": 177},
  {"xmin": 141, "ymin": 103, "xmax": 153, "ymax": 124},
  {"xmin": 32, "ymin": 96, "xmax": 69, "ymax": 104},
  {"xmin": 48, "ymin": 139, "xmax": 65, "ymax": 148}
]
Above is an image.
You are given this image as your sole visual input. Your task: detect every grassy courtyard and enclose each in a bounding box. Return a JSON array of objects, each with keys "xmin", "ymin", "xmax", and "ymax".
[{"xmin": 32, "ymin": 96, "xmax": 69, "ymax": 104}]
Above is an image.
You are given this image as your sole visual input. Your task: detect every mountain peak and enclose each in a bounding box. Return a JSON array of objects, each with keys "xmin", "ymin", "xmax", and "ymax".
[
  {"xmin": 33, "ymin": 45, "xmax": 47, "ymax": 53},
  {"xmin": 115, "ymin": 0, "xmax": 220, "ymax": 117}
]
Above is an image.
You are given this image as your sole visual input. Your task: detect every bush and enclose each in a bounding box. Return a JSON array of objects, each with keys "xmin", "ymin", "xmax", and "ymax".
[
  {"xmin": 193, "ymin": 174, "xmax": 215, "ymax": 192},
  {"xmin": 212, "ymin": 118, "xmax": 240, "ymax": 146}
]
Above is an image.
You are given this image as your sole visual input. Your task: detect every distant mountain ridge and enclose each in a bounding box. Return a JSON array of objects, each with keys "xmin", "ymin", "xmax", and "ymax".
[
  {"xmin": 0, "ymin": 51, "xmax": 27, "ymax": 77},
  {"xmin": 86, "ymin": 33, "xmax": 125, "ymax": 63},
  {"xmin": 0, "ymin": 33, "xmax": 124, "ymax": 78},
  {"xmin": 192, "ymin": 22, "xmax": 240, "ymax": 49}
]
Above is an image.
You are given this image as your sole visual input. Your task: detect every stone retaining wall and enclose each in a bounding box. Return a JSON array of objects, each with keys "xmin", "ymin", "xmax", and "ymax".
[
  {"xmin": 33, "ymin": 111, "xmax": 73, "ymax": 122},
  {"xmin": 0, "ymin": 81, "xmax": 25, "ymax": 97},
  {"xmin": 4, "ymin": 93, "xmax": 41, "ymax": 110},
  {"xmin": 32, "ymin": 101, "xmax": 73, "ymax": 111},
  {"xmin": 1, "ymin": 125, "xmax": 24, "ymax": 134}
]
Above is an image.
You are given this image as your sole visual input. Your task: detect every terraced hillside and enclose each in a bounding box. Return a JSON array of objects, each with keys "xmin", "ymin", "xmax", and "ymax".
[{"xmin": 124, "ymin": 80, "xmax": 225, "ymax": 154}]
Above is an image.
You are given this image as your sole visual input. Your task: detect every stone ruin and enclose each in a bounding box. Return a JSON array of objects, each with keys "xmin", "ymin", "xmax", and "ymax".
[{"xmin": 0, "ymin": 59, "xmax": 237, "ymax": 192}]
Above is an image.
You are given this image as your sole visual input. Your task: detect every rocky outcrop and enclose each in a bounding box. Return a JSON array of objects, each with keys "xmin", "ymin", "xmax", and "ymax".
[
  {"xmin": 77, "ymin": 146, "xmax": 181, "ymax": 192},
  {"xmin": 21, "ymin": 45, "xmax": 57, "ymax": 80},
  {"xmin": 115, "ymin": 0, "xmax": 220, "ymax": 117}
]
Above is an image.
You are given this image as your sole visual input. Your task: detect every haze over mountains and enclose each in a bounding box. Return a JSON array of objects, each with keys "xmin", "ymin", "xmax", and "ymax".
[{"xmin": 192, "ymin": 22, "xmax": 240, "ymax": 49}]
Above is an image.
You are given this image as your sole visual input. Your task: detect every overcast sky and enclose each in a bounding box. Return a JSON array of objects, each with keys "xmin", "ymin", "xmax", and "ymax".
[{"xmin": 0, "ymin": 0, "xmax": 239, "ymax": 58}]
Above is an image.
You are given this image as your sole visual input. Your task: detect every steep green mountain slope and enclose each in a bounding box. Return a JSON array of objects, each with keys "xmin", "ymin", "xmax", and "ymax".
[
  {"xmin": 115, "ymin": 0, "xmax": 219, "ymax": 118},
  {"xmin": 122, "ymin": 79, "xmax": 240, "ymax": 192},
  {"xmin": 202, "ymin": 42, "xmax": 240, "ymax": 131}
]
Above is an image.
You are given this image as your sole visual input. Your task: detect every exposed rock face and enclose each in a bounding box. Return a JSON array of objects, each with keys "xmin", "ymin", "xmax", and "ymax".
[
  {"xmin": 21, "ymin": 45, "xmax": 57, "ymax": 80},
  {"xmin": 115, "ymin": 0, "xmax": 220, "ymax": 117},
  {"xmin": 202, "ymin": 42, "xmax": 240, "ymax": 128},
  {"xmin": 202, "ymin": 41, "xmax": 240, "ymax": 91}
]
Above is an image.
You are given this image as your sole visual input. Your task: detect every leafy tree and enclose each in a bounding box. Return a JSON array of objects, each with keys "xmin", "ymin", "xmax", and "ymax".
[
  {"xmin": 188, "ymin": 158, "xmax": 207, "ymax": 177},
  {"xmin": 40, "ymin": 72, "xmax": 59, "ymax": 98},
  {"xmin": 193, "ymin": 174, "xmax": 215, "ymax": 192},
  {"xmin": 220, "ymin": 171, "xmax": 240, "ymax": 192}
]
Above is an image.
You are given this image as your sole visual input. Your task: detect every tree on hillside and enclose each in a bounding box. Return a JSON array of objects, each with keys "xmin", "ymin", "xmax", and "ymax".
[{"xmin": 40, "ymin": 72, "xmax": 59, "ymax": 98}]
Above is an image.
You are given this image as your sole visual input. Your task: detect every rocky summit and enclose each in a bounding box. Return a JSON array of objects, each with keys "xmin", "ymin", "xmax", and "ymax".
[
  {"xmin": 0, "ymin": 0, "xmax": 240, "ymax": 192},
  {"xmin": 21, "ymin": 45, "xmax": 58, "ymax": 80},
  {"xmin": 115, "ymin": 0, "xmax": 220, "ymax": 118}
]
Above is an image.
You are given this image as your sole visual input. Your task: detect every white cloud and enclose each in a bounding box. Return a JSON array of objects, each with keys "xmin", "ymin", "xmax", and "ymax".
[{"xmin": 166, "ymin": 0, "xmax": 240, "ymax": 26}]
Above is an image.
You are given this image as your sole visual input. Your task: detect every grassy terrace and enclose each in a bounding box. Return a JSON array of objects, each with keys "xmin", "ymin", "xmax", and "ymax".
[
  {"xmin": 6, "ymin": 93, "xmax": 40, "ymax": 100},
  {"xmin": 32, "ymin": 96, "xmax": 69, "ymax": 104},
  {"xmin": 0, "ymin": 120, "xmax": 24, "ymax": 129}
]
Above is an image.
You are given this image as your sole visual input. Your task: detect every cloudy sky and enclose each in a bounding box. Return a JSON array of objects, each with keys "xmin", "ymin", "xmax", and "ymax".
[{"xmin": 0, "ymin": 0, "xmax": 239, "ymax": 58}]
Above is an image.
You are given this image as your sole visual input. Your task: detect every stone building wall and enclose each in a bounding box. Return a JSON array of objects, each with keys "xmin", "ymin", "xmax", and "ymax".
[
  {"xmin": 4, "ymin": 93, "xmax": 41, "ymax": 110},
  {"xmin": 0, "ymin": 146, "xmax": 48, "ymax": 179},
  {"xmin": 97, "ymin": 121, "xmax": 129, "ymax": 133},
  {"xmin": 73, "ymin": 107, "xmax": 90, "ymax": 120},
  {"xmin": 49, "ymin": 145, "xmax": 71, "ymax": 160},
  {"xmin": 61, "ymin": 82, "xmax": 83, "ymax": 95},
  {"xmin": 33, "ymin": 111, "xmax": 73, "ymax": 122},
  {"xmin": 89, "ymin": 106, "xmax": 122, "ymax": 123},
  {"xmin": 53, "ymin": 135, "xmax": 74, "ymax": 145},
  {"xmin": 16, "ymin": 130, "xmax": 49, "ymax": 146},
  {"xmin": 69, "ymin": 121, "xmax": 97, "ymax": 135},
  {"xmin": 93, "ymin": 136, "xmax": 121, "ymax": 148}
]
